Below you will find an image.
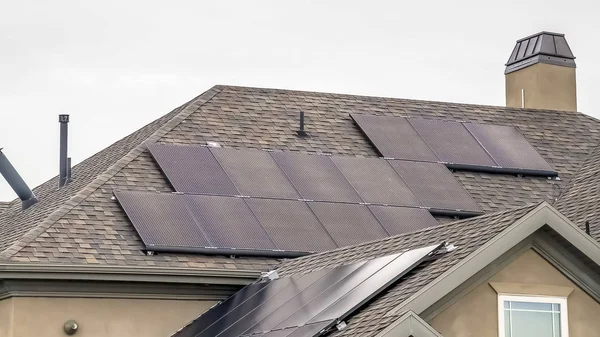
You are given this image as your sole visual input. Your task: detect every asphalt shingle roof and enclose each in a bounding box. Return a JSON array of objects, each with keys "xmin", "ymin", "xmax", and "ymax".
[
  {"xmin": 273, "ymin": 204, "xmax": 539, "ymax": 337},
  {"xmin": 0, "ymin": 85, "xmax": 598, "ymax": 272}
]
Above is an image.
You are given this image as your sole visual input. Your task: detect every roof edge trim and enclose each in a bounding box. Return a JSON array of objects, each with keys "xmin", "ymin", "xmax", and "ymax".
[
  {"xmin": 0, "ymin": 263, "xmax": 258, "ymax": 285},
  {"xmin": 388, "ymin": 202, "xmax": 600, "ymax": 316},
  {"xmin": 0, "ymin": 86, "xmax": 224, "ymax": 261}
]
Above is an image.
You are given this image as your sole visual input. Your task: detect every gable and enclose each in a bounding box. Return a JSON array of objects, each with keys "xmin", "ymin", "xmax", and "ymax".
[{"xmin": 429, "ymin": 249, "xmax": 600, "ymax": 337}]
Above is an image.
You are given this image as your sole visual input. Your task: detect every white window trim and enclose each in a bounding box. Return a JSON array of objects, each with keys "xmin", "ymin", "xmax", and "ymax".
[{"xmin": 498, "ymin": 294, "xmax": 569, "ymax": 337}]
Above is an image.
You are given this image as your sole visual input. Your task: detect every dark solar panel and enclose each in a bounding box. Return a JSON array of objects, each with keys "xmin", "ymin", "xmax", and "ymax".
[
  {"xmin": 114, "ymin": 191, "xmax": 210, "ymax": 249},
  {"xmin": 211, "ymin": 268, "xmax": 333, "ymax": 337},
  {"xmin": 331, "ymin": 156, "xmax": 421, "ymax": 207},
  {"xmin": 308, "ymin": 202, "xmax": 388, "ymax": 247},
  {"xmin": 244, "ymin": 262, "xmax": 366, "ymax": 335},
  {"xmin": 351, "ymin": 114, "xmax": 438, "ymax": 161},
  {"xmin": 388, "ymin": 160, "xmax": 482, "ymax": 212},
  {"xmin": 147, "ymin": 143, "xmax": 238, "ymax": 195},
  {"xmin": 185, "ymin": 195, "xmax": 276, "ymax": 251},
  {"xmin": 464, "ymin": 123, "xmax": 556, "ymax": 173},
  {"xmin": 408, "ymin": 118, "xmax": 496, "ymax": 166},
  {"xmin": 307, "ymin": 244, "xmax": 441, "ymax": 325},
  {"xmin": 174, "ymin": 245, "xmax": 442, "ymax": 337},
  {"xmin": 245, "ymin": 198, "xmax": 338, "ymax": 252},
  {"xmin": 270, "ymin": 151, "xmax": 361, "ymax": 203},
  {"xmin": 212, "ymin": 148, "xmax": 300, "ymax": 199},
  {"xmin": 368, "ymin": 206, "xmax": 439, "ymax": 235}
]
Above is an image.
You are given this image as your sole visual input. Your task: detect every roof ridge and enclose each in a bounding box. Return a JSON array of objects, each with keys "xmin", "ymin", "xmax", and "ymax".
[
  {"xmin": 217, "ymin": 84, "xmax": 597, "ymax": 116},
  {"xmin": 0, "ymin": 86, "xmax": 223, "ymax": 260},
  {"xmin": 554, "ymin": 140, "xmax": 600, "ymax": 206}
]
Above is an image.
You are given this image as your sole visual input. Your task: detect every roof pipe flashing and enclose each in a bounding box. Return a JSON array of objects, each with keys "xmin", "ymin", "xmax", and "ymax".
[{"xmin": 0, "ymin": 149, "xmax": 38, "ymax": 210}]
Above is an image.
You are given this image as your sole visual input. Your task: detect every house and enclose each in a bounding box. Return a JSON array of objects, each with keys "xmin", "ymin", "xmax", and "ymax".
[{"xmin": 0, "ymin": 31, "xmax": 598, "ymax": 337}]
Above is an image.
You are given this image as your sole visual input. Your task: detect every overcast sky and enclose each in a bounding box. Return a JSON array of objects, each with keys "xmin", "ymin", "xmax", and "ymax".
[{"xmin": 1, "ymin": 0, "xmax": 599, "ymax": 201}]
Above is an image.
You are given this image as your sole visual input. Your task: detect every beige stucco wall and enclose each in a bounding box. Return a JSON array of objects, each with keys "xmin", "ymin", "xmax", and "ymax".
[
  {"xmin": 429, "ymin": 249, "xmax": 600, "ymax": 337},
  {"xmin": 506, "ymin": 63, "xmax": 577, "ymax": 111},
  {"xmin": 0, "ymin": 297, "xmax": 214, "ymax": 337}
]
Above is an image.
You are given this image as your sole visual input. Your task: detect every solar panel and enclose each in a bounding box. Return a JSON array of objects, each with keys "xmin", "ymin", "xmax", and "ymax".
[
  {"xmin": 173, "ymin": 244, "xmax": 442, "ymax": 337},
  {"xmin": 307, "ymin": 244, "xmax": 441, "ymax": 325},
  {"xmin": 245, "ymin": 198, "xmax": 338, "ymax": 252},
  {"xmin": 185, "ymin": 195, "xmax": 276, "ymax": 251},
  {"xmin": 408, "ymin": 118, "xmax": 496, "ymax": 166},
  {"xmin": 464, "ymin": 123, "xmax": 556, "ymax": 173},
  {"xmin": 351, "ymin": 114, "xmax": 438, "ymax": 161},
  {"xmin": 388, "ymin": 160, "xmax": 482, "ymax": 212},
  {"xmin": 307, "ymin": 202, "xmax": 388, "ymax": 247},
  {"xmin": 368, "ymin": 205, "xmax": 439, "ymax": 235},
  {"xmin": 270, "ymin": 151, "xmax": 362, "ymax": 203},
  {"xmin": 209, "ymin": 268, "xmax": 333, "ymax": 337},
  {"xmin": 243, "ymin": 263, "xmax": 366, "ymax": 335},
  {"xmin": 212, "ymin": 148, "xmax": 300, "ymax": 199},
  {"xmin": 331, "ymin": 156, "xmax": 421, "ymax": 207},
  {"xmin": 114, "ymin": 191, "xmax": 210, "ymax": 249},
  {"xmin": 147, "ymin": 143, "xmax": 238, "ymax": 195}
]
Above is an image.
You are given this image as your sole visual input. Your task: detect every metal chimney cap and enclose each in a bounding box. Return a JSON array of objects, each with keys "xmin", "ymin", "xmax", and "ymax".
[
  {"xmin": 505, "ymin": 31, "xmax": 576, "ymax": 74},
  {"xmin": 59, "ymin": 114, "xmax": 70, "ymax": 123}
]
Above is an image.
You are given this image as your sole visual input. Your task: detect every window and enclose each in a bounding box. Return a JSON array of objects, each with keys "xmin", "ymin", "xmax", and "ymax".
[{"xmin": 498, "ymin": 295, "xmax": 568, "ymax": 337}]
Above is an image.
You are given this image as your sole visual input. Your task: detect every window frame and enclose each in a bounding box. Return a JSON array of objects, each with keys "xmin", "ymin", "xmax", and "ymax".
[{"xmin": 498, "ymin": 294, "xmax": 569, "ymax": 337}]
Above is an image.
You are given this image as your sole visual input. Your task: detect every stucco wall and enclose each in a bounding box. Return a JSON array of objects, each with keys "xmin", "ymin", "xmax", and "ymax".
[
  {"xmin": 429, "ymin": 249, "xmax": 600, "ymax": 337},
  {"xmin": 505, "ymin": 63, "xmax": 577, "ymax": 111},
  {"xmin": 0, "ymin": 297, "xmax": 214, "ymax": 337}
]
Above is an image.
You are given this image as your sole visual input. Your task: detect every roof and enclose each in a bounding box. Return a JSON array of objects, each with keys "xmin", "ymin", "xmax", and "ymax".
[
  {"xmin": 0, "ymin": 85, "xmax": 599, "ymax": 274},
  {"xmin": 0, "ymin": 202, "xmax": 8, "ymax": 215},
  {"xmin": 505, "ymin": 31, "xmax": 576, "ymax": 74},
  {"xmin": 554, "ymin": 142, "xmax": 600, "ymax": 241},
  {"xmin": 274, "ymin": 201, "xmax": 600, "ymax": 337}
]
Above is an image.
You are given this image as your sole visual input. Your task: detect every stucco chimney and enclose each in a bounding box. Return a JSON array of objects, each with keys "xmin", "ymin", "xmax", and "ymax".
[{"xmin": 505, "ymin": 32, "xmax": 577, "ymax": 111}]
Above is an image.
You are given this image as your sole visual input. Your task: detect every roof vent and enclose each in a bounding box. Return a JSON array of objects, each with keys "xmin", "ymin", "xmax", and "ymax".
[
  {"xmin": 0, "ymin": 149, "xmax": 38, "ymax": 210},
  {"xmin": 297, "ymin": 111, "xmax": 309, "ymax": 137},
  {"xmin": 58, "ymin": 114, "xmax": 71, "ymax": 188},
  {"xmin": 505, "ymin": 31, "xmax": 575, "ymax": 74}
]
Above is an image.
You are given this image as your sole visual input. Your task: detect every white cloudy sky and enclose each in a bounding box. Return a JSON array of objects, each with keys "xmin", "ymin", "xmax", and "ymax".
[{"xmin": 1, "ymin": 0, "xmax": 599, "ymax": 201}]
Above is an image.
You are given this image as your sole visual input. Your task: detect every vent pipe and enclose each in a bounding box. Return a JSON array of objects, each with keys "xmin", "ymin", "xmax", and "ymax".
[
  {"xmin": 585, "ymin": 221, "xmax": 591, "ymax": 235},
  {"xmin": 297, "ymin": 111, "xmax": 308, "ymax": 137},
  {"xmin": 0, "ymin": 149, "xmax": 38, "ymax": 210},
  {"xmin": 59, "ymin": 114, "xmax": 70, "ymax": 187}
]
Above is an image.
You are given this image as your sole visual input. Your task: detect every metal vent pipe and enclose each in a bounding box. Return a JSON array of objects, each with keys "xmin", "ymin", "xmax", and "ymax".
[
  {"xmin": 59, "ymin": 114, "xmax": 70, "ymax": 187},
  {"xmin": 0, "ymin": 149, "xmax": 38, "ymax": 210}
]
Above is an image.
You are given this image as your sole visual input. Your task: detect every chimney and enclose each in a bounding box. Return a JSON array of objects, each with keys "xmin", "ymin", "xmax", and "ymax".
[
  {"xmin": 58, "ymin": 114, "xmax": 70, "ymax": 188},
  {"xmin": 505, "ymin": 32, "xmax": 577, "ymax": 111},
  {"xmin": 0, "ymin": 149, "xmax": 38, "ymax": 210}
]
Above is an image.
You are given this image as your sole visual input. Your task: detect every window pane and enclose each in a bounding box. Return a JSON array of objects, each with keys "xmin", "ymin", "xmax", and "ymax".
[
  {"xmin": 552, "ymin": 303, "xmax": 561, "ymax": 312},
  {"xmin": 504, "ymin": 301, "xmax": 510, "ymax": 309},
  {"xmin": 504, "ymin": 309, "xmax": 511, "ymax": 337},
  {"xmin": 511, "ymin": 301, "xmax": 553, "ymax": 311},
  {"xmin": 553, "ymin": 313, "xmax": 562, "ymax": 337},
  {"xmin": 512, "ymin": 311, "xmax": 554, "ymax": 337}
]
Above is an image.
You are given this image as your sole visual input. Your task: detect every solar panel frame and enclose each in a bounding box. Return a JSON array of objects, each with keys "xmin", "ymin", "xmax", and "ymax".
[
  {"xmin": 245, "ymin": 198, "xmax": 339, "ymax": 252},
  {"xmin": 114, "ymin": 191, "xmax": 211, "ymax": 249},
  {"xmin": 270, "ymin": 151, "xmax": 362, "ymax": 203},
  {"xmin": 307, "ymin": 202, "xmax": 389, "ymax": 247},
  {"xmin": 211, "ymin": 148, "xmax": 301, "ymax": 199},
  {"xmin": 184, "ymin": 195, "xmax": 277, "ymax": 251},
  {"xmin": 407, "ymin": 118, "xmax": 497, "ymax": 166},
  {"xmin": 464, "ymin": 123, "xmax": 556, "ymax": 174},
  {"xmin": 388, "ymin": 160, "xmax": 482, "ymax": 212},
  {"xmin": 147, "ymin": 143, "xmax": 239, "ymax": 196},
  {"xmin": 331, "ymin": 156, "xmax": 421, "ymax": 207},
  {"xmin": 368, "ymin": 205, "xmax": 440, "ymax": 235},
  {"xmin": 351, "ymin": 114, "xmax": 438, "ymax": 161}
]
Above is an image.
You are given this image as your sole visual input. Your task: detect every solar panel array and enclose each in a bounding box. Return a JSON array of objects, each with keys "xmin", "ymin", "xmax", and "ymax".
[
  {"xmin": 115, "ymin": 191, "xmax": 439, "ymax": 255},
  {"xmin": 172, "ymin": 244, "xmax": 442, "ymax": 337},
  {"xmin": 147, "ymin": 143, "xmax": 481, "ymax": 213},
  {"xmin": 351, "ymin": 114, "xmax": 557, "ymax": 176}
]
